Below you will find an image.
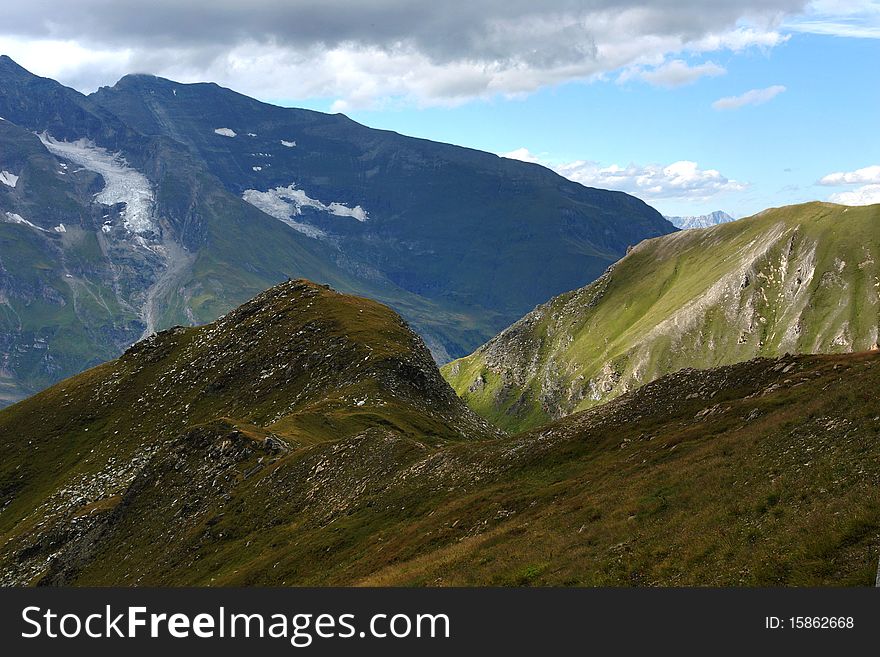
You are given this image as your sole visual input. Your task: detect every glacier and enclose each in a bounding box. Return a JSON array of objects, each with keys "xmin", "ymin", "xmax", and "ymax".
[{"xmin": 38, "ymin": 134, "xmax": 157, "ymax": 235}]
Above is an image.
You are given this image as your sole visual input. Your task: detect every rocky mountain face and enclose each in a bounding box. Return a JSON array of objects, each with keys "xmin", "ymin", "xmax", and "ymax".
[
  {"xmin": 443, "ymin": 202, "xmax": 880, "ymax": 432},
  {"xmin": 0, "ymin": 115, "xmax": 150, "ymax": 405},
  {"xmin": 0, "ymin": 56, "xmax": 673, "ymax": 406},
  {"xmin": 665, "ymin": 210, "xmax": 735, "ymax": 230},
  {"xmin": 1, "ymin": 280, "xmax": 877, "ymax": 586}
]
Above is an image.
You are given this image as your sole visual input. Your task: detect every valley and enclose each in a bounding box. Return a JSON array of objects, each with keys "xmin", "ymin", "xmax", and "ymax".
[{"xmin": 1, "ymin": 52, "xmax": 878, "ymax": 591}]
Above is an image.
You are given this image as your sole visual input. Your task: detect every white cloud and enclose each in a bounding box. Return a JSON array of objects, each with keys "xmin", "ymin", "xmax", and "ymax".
[
  {"xmin": 819, "ymin": 164, "xmax": 880, "ymax": 185},
  {"xmin": 829, "ymin": 184, "xmax": 880, "ymax": 205},
  {"xmin": 712, "ymin": 85, "xmax": 787, "ymax": 110},
  {"xmin": 819, "ymin": 163, "xmax": 880, "ymax": 205},
  {"xmin": 0, "ymin": 1, "xmax": 807, "ymax": 109},
  {"xmin": 786, "ymin": 0, "xmax": 880, "ymax": 38},
  {"xmin": 499, "ymin": 147, "xmax": 543, "ymax": 164},
  {"xmin": 691, "ymin": 26, "xmax": 792, "ymax": 50},
  {"xmin": 620, "ymin": 59, "xmax": 726, "ymax": 88},
  {"xmin": 503, "ymin": 149, "xmax": 746, "ymax": 201}
]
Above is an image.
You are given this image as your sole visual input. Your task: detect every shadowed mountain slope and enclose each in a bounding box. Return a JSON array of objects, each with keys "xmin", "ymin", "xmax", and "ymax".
[{"xmin": 0, "ymin": 55, "xmax": 673, "ymax": 406}]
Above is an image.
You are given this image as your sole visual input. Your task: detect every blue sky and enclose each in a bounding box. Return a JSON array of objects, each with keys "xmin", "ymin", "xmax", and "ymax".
[
  {"xmin": 1, "ymin": 0, "xmax": 878, "ymax": 217},
  {"xmin": 327, "ymin": 30, "xmax": 879, "ymax": 218}
]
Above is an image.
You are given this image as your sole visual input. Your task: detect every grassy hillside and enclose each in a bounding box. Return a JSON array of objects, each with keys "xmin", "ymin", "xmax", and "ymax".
[
  {"xmin": 0, "ymin": 120, "xmax": 145, "ymax": 405},
  {"xmin": 1, "ymin": 280, "xmax": 878, "ymax": 586},
  {"xmin": 443, "ymin": 202, "xmax": 880, "ymax": 432}
]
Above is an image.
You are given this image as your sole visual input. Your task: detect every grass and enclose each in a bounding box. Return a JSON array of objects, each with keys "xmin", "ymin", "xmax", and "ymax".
[
  {"xmin": 1, "ymin": 280, "xmax": 878, "ymax": 587},
  {"xmin": 443, "ymin": 202, "xmax": 880, "ymax": 433}
]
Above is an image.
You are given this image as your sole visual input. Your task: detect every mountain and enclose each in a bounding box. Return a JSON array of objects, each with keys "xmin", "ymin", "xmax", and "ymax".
[
  {"xmin": 665, "ymin": 210, "xmax": 735, "ymax": 230},
  {"xmin": 88, "ymin": 71, "xmax": 672, "ymax": 349},
  {"xmin": 1, "ymin": 280, "xmax": 877, "ymax": 586},
  {"xmin": 0, "ymin": 55, "xmax": 673, "ymax": 405},
  {"xmin": 443, "ymin": 202, "xmax": 880, "ymax": 432}
]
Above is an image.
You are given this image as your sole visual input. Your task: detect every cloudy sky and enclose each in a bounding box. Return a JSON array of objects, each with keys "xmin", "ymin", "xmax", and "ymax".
[{"xmin": 1, "ymin": 0, "xmax": 878, "ymax": 216}]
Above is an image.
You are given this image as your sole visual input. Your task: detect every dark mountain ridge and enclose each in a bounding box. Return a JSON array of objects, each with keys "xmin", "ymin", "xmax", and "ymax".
[
  {"xmin": 0, "ymin": 55, "xmax": 673, "ymax": 406},
  {"xmin": 90, "ymin": 69, "xmax": 671, "ymax": 315}
]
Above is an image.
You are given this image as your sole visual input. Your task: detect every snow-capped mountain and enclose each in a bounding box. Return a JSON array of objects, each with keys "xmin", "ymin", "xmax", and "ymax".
[{"xmin": 665, "ymin": 210, "xmax": 735, "ymax": 230}]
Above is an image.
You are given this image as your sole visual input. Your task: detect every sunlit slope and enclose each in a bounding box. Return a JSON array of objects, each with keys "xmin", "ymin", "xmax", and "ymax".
[{"xmin": 444, "ymin": 202, "xmax": 880, "ymax": 432}]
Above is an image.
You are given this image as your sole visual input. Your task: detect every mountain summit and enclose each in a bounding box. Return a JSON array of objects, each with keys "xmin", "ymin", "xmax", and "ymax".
[
  {"xmin": 0, "ymin": 280, "xmax": 499, "ymax": 585},
  {"xmin": 664, "ymin": 210, "xmax": 735, "ymax": 230}
]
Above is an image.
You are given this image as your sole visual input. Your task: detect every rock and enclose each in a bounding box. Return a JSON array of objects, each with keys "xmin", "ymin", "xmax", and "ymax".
[{"xmin": 468, "ymin": 374, "xmax": 486, "ymax": 393}]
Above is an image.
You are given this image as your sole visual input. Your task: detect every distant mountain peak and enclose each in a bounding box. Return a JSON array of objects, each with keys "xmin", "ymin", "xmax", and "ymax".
[
  {"xmin": 664, "ymin": 210, "xmax": 735, "ymax": 230},
  {"xmin": 0, "ymin": 54, "xmax": 43, "ymax": 79}
]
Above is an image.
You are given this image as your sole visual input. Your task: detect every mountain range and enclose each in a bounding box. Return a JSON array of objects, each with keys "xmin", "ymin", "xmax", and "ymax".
[
  {"xmin": 0, "ymin": 55, "xmax": 672, "ymax": 406},
  {"xmin": 2, "ymin": 56, "xmax": 879, "ymax": 588},
  {"xmin": 2, "ymin": 279, "xmax": 877, "ymax": 586},
  {"xmin": 664, "ymin": 210, "xmax": 735, "ymax": 230},
  {"xmin": 443, "ymin": 202, "xmax": 880, "ymax": 432}
]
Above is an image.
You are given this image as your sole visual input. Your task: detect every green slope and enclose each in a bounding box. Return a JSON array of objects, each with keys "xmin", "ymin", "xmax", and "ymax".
[
  {"xmin": 0, "ymin": 120, "xmax": 145, "ymax": 405},
  {"xmin": 1, "ymin": 282, "xmax": 878, "ymax": 585},
  {"xmin": 443, "ymin": 202, "xmax": 880, "ymax": 432}
]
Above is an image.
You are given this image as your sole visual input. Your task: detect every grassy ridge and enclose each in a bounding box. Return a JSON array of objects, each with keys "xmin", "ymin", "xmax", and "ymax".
[
  {"xmin": 0, "ymin": 279, "xmax": 495, "ymax": 543},
  {"xmin": 1, "ymin": 280, "xmax": 878, "ymax": 586},
  {"xmin": 443, "ymin": 202, "xmax": 880, "ymax": 432}
]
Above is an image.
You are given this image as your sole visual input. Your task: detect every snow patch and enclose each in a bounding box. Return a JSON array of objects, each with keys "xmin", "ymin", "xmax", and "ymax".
[
  {"xmin": 247, "ymin": 133, "xmax": 257, "ymax": 137},
  {"xmin": 327, "ymin": 202, "xmax": 368, "ymax": 222},
  {"xmin": 241, "ymin": 186, "xmax": 327, "ymax": 239},
  {"xmin": 214, "ymin": 128, "xmax": 237, "ymax": 137},
  {"xmin": 280, "ymin": 140, "xmax": 296, "ymax": 148},
  {"xmin": 242, "ymin": 182, "xmax": 369, "ymax": 238},
  {"xmin": 0, "ymin": 170, "xmax": 18, "ymax": 187},
  {"xmin": 38, "ymin": 133, "xmax": 157, "ymax": 235},
  {"xmin": 3, "ymin": 212, "xmax": 46, "ymax": 232},
  {"xmin": 53, "ymin": 224, "xmax": 66, "ymax": 233},
  {"xmin": 252, "ymin": 166, "xmax": 262, "ymax": 172}
]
